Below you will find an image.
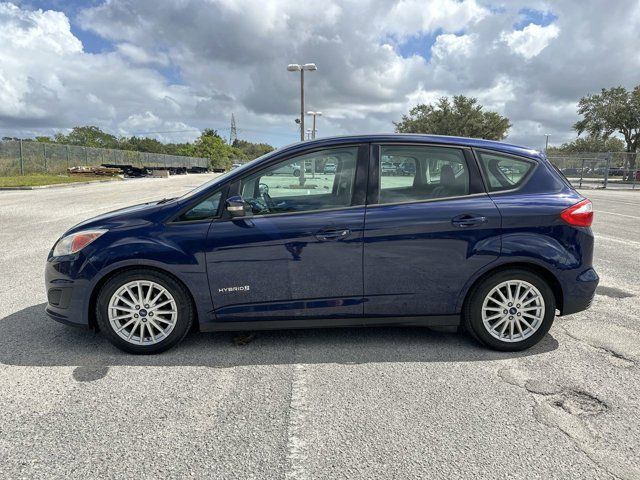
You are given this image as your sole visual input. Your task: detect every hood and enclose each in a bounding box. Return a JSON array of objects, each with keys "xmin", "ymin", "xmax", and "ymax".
[{"xmin": 66, "ymin": 199, "xmax": 176, "ymax": 234}]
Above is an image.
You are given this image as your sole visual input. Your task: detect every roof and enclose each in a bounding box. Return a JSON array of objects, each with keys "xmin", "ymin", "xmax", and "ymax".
[{"xmin": 280, "ymin": 134, "xmax": 544, "ymax": 160}]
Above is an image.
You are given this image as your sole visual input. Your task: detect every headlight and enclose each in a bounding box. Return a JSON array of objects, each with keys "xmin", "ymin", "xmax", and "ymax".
[{"xmin": 52, "ymin": 229, "xmax": 107, "ymax": 257}]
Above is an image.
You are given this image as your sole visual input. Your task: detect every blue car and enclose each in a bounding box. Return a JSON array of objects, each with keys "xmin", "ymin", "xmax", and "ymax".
[{"xmin": 45, "ymin": 134, "xmax": 598, "ymax": 354}]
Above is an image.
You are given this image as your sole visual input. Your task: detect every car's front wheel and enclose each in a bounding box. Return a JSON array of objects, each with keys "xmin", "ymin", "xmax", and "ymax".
[
  {"xmin": 95, "ymin": 269, "xmax": 194, "ymax": 354},
  {"xmin": 463, "ymin": 269, "xmax": 555, "ymax": 351}
]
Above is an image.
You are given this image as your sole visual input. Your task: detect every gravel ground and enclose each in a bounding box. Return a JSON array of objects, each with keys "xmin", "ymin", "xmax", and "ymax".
[{"xmin": 0, "ymin": 175, "xmax": 638, "ymax": 479}]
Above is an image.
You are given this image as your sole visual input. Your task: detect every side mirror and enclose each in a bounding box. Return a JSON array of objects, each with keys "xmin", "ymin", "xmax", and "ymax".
[{"xmin": 226, "ymin": 195, "xmax": 250, "ymax": 218}]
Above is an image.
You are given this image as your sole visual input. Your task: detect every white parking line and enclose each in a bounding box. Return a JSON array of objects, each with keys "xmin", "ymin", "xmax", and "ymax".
[
  {"xmin": 285, "ymin": 363, "xmax": 309, "ymax": 480},
  {"xmin": 597, "ymin": 234, "xmax": 640, "ymax": 248},
  {"xmin": 596, "ymin": 210, "xmax": 640, "ymax": 220},
  {"xmin": 589, "ymin": 198, "xmax": 640, "ymax": 207}
]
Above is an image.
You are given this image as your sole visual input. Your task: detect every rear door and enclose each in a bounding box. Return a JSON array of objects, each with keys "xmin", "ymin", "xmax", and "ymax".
[
  {"xmin": 363, "ymin": 144, "xmax": 501, "ymax": 317},
  {"xmin": 205, "ymin": 144, "xmax": 368, "ymax": 323}
]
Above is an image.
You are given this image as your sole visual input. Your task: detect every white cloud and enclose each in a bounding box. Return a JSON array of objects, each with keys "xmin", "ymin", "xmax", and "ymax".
[
  {"xmin": 431, "ymin": 34, "xmax": 477, "ymax": 59},
  {"xmin": 117, "ymin": 112, "xmax": 199, "ymax": 143},
  {"xmin": 0, "ymin": 2, "xmax": 210, "ymax": 141},
  {"xmin": 1, "ymin": 0, "xmax": 640, "ymax": 150},
  {"xmin": 501, "ymin": 23, "xmax": 560, "ymax": 59},
  {"xmin": 382, "ymin": 0, "xmax": 487, "ymax": 37},
  {"xmin": 115, "ymin": 43, "xmax": 169, "ymax": 66},
  {"xmin": 0, "ymin": 3, "xmax": 82, "ymax": 54}
]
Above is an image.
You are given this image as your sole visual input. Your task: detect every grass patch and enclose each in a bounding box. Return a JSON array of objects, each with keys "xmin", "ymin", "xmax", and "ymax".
[{"xmin": 0, "ymin": 174, "xmax": 121, "ymax": 187}]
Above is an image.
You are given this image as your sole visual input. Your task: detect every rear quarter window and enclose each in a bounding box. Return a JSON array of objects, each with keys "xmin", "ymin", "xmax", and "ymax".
[{"xmin": 476, "ymin": 150, "xmax": 535, "ymax": 192}]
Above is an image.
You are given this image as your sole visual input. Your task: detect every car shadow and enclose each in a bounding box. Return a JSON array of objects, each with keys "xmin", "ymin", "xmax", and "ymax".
[{"xmin": 0, "ymin": 303, "xmax": 559, "ymax": 369}]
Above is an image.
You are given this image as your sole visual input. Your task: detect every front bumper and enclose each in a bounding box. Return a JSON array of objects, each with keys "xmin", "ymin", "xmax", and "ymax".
[{"xmin": 44, "ymin": 254, "xmax": 97, "ymax": 327}]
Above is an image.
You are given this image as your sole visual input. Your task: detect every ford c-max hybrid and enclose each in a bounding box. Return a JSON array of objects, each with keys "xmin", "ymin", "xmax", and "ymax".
[{"xmin": 45, "ymin": 135, "xmax": 598, "ymax": 354}]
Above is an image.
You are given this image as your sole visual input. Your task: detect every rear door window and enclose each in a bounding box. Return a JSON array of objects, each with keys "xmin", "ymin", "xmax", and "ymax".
[{"xmin": 377, "ymin": 145, "xmax": 470, "ymax": 204}]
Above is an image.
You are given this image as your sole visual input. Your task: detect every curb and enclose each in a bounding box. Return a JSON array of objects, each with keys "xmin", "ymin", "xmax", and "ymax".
[{"xmin": 0, "ymin": 172, "xmax": 217, "ymax": 191}]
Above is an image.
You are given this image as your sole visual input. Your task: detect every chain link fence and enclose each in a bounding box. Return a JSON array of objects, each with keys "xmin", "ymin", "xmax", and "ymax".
[
  {"xmin": 0, "ymin": 140, "xmax": 209, "ymax": 176},
  {"xmin": 547, "ymin": 152, "xmax": 638, "ymax": 189}
]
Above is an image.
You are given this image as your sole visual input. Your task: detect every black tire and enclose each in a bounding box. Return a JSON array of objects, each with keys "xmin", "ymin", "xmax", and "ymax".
[
  {"xmin": 463, "ymin": 269, "xmax": 555, "ymax": 351},
  {"xmin": 293, "ymin": 169, "xmax": 301, "ymax": 177},
  {"xmin": 95, "ymin": 269, "xmax": 194, "ymax": 354}
]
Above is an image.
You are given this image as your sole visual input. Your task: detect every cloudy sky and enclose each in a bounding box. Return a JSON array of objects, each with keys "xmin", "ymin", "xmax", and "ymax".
[{"xmin": 1, "ymin": 0, "xmax": 639, "ymax": 150}]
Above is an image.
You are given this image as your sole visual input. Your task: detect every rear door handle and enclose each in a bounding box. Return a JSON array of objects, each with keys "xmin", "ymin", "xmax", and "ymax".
[
  {"xmin": 451, "ymin": 214, "xmax": 488, "ymax": 228},
  {"xmin": 315, "ymin": 227, "xmax": 351, "ymax": 241}
]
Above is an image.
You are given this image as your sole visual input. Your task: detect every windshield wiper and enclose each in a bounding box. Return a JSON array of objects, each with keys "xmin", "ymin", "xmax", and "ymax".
[{"xmin": 156, "ymin": 197, "xmax": 177, "ymax": 205}]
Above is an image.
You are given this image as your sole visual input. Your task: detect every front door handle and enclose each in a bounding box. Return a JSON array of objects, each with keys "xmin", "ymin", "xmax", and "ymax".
[
  {"xmin": 315, "ymin": 227, "xmax": 351, "ymax": 241},
  {"xmin": 451, "ymin": 214, "xmax": 488, "ymax": 228}
]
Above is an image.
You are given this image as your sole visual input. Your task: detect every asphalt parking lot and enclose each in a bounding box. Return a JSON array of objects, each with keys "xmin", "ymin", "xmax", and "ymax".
[{"xmin": 0, "ymin": 175, "xmax": 638, "ymax": 479}]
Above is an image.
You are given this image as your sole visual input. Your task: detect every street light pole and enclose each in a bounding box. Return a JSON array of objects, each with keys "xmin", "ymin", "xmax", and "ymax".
[
  {"xmin": 288, "ymin": 63, "xmax": 317, "ymax": 186},
  {"xmin": 300, "ymin": 69, "xmax": 305, "ymax": 141},
  {"xmin": 307, "ymin": 111, "xmax": 322, "ymax": 139},
  {"xmin": 287, "ymin": 63, "xmax": 317, "ymax": 141}
]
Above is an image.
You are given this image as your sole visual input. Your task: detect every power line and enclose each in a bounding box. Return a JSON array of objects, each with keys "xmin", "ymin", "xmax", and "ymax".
[
  {"xmin": 111, "ymin": 125, "xmax": 298, "ymax": 138},
  {"xmin": 129, "ymin": 129, "xmax": 204, "ymax": 135}
]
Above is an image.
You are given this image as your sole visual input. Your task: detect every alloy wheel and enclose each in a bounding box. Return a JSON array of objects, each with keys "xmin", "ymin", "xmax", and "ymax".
[
  {"xmin": 481, "ymin": 280, "xmax": 545, "ymax": 343},
  {"xmin": 108, "ymin": 280, "xmax": 178, "ymax": 345}
]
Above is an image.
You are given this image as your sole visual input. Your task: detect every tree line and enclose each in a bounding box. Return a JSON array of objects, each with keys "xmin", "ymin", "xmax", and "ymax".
[
  {"xmin": 2, "ymin": 126, "xmax": 274, "ymax": 170},
  {"xmin": 394, "ymin": 86, "xmax": 640, "ymax": 161}
]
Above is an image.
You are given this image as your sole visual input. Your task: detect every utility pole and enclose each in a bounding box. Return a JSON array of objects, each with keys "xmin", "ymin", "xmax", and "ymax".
[
  {"xmin": 229, "ymin": 114, "xmax": 237, "ymax": 145},
  {"xmin": 545, "ymin": 134, "xmax": 551, "ymax": 152}
]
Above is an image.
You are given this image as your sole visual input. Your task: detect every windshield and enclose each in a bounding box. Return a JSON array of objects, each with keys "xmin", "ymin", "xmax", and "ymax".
[{"xmin": 179, "ymin": 149, "xmax": 280, "ymax": 200}]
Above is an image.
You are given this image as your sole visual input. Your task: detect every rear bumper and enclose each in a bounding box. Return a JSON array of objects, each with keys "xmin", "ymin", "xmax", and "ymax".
[{"xmin": 560, "ymin": 267, "xmax": 599, "ymax": 316}]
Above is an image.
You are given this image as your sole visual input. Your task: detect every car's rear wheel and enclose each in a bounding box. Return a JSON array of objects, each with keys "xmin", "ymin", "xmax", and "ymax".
[
  {"xmin": 463, "ymin": 269, "xmax": 555, "ymax": 351},
  {"xmin": 95, "ymin": 269, "xmax": 194, "ymax": 354}
]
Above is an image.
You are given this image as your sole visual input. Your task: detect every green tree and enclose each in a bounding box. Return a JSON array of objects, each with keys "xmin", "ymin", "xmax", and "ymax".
[
  {"xmin": 119, "ymin": 136, "xmax": 168, "ymax": 154},
  {"xmin": 14, "ymin": 125, "xmax": 274, "ymax": 169},
  {"xmin": 547, "ymin": 136, "xmax": 625, "ymax": 155},
  {"xmin": 574, "ymin": 85, "xmax": 640, "ymax": 178},
  {"xmin": 54, "ymin": 126, "xmax": 118, "ymax": 149},
  {"xmin": 232, "ymin": 139, "xmax": 274, "ymax": 160},
  {"xmin": 186, "ymin": 129, "xmax": 245, "ymax": 169},
  {"xmin": 394, "ymin": 95, "xmax": 511, "ymax": 140}
]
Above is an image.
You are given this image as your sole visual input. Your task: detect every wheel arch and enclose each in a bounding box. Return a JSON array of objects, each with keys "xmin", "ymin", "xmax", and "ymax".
[
  {"xmin": 459, "ymin": 261, "xmax": 564, "ymax": 315},
  {"xmin": 88, "ymin": 264, "xmax": 199, "ymax": 330}
]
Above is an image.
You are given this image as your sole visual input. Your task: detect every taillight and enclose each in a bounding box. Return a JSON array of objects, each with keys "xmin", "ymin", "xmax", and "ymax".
[{"xmin": 560, "ymin": 199, "xmax": 593, "ymax": 227}]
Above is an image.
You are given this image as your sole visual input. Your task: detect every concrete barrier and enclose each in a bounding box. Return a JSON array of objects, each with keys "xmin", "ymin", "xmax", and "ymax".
[{"xmin": 152, "ymin": 170, "xmax": 170, "ymax": 178}]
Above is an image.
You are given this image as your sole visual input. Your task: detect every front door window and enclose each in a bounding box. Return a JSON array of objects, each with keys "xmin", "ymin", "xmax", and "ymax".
[{"xmin": 239, "ymin": 147, "xmax": 359, "ymax": 215}]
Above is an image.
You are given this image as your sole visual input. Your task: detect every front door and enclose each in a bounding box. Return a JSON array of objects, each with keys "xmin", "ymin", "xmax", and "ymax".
[
  {"xmin": 206, "ymin": 145, "xmax": 368, "ymax": 323},
  {"xmin": 363, "ymin": 144, "xmax": 501, "ymax": 317}
]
